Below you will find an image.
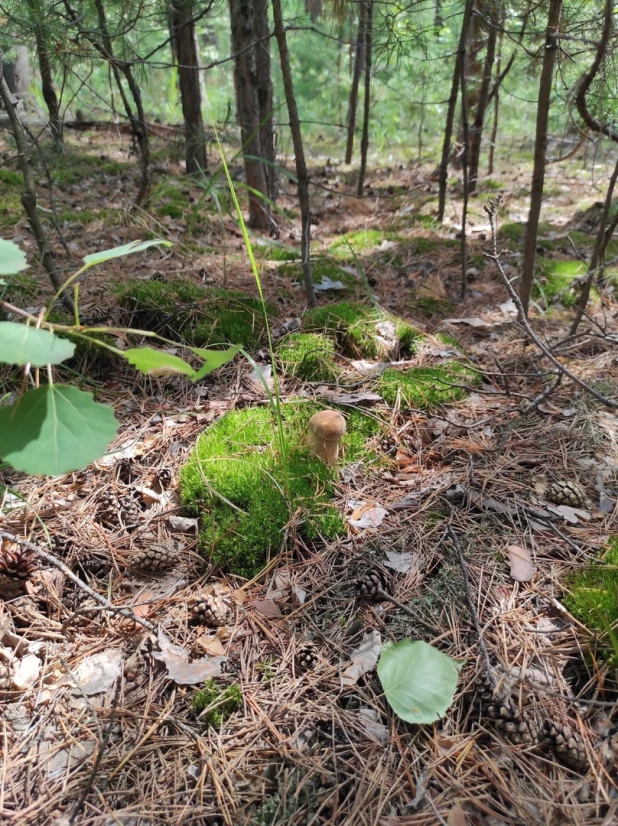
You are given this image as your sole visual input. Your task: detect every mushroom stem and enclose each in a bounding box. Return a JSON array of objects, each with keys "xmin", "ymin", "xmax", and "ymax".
[{"xmin": 308, "ymin": 409, "xmax": 346, "ymax": 466}]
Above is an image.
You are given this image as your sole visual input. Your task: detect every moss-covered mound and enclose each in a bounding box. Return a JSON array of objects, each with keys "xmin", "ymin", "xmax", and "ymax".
[
  {"xmin": 277, "ymin": 332, "xmax": 338, "ymax": 382},
  {"xmin": 279, "ymin": 258, "xmax": 356, "ymax": 291},
  {"xmin": 563, "ymin": 537, "xmax": 618, "ymax": 662},
  {"xmin": 329, "ymin": 229, "xmax": 402, "ymax": 259},
  {"xmin": 304, "ymin": 301, "xmax": 420, "ymax": 359},
  {"xmin": 179, "ymin": 404, "xmax": 380, "ymax": 576},
  {"xmin": 378, "ymin": 363, "xmax": 476, "ymax": 411},
  {"xmin": 115, "ymin": 279, "xmax": 275, "ymax": 350}
]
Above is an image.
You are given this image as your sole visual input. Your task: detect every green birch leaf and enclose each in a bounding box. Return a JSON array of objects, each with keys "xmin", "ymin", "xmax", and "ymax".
[
  {"xmin": 377, "ymin": 640, "xmax": 461, "ymax": 725},
  {"xmin": 190, "ymin": 345, "xmax": 241, "ymax": 381},
  {"xmin": 124, "ymin": 347, "xmax": 195, "ymax": 378},
  {"xmin": 82, "ymin": 239, "xmax": 172, "ymax": 268},
  {"xmin": 0, "ymin": 322, "xmax": 75, "ymax": 366},
  {"xmin": 0, "ymin": 385, "xmax": 118, "ymax": 476},
  {"xmin": 0, "ymin": 239, "xmax": 28, "ymax": 275}
]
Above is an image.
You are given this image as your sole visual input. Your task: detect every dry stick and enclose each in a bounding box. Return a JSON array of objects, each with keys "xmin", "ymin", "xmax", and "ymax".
[
  {"xmin": 0, "ymin": 531, "xmax": 156, "ymax": 633},
  {"xmin": 446, "ymin": 524, "xmax": 495, "ymax": 686},
  {"xmin": 375, "ymin": 589, "xmax": 439, "ymax": 635},
  {"xmin": 0, "ymin": 54, "xmax": 73, "ymax": 312},
  {"xmin": 484, "ymin": 198, "xmax": 618, "ymax": 411}
]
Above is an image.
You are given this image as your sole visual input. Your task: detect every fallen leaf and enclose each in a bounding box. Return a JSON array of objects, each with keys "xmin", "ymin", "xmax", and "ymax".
[
  {"xmin": 342, "ymin": 630, "xmax": 382, "ymax": 686},
  {"xmin": 554, "ymin": 504, "xmax": 592, "ymax": 523},
  {"xmin": 314, "ymin": 276, "xmax": 345, "ymax": 291},
  {"xmin": 252, "ymin": 599, "xmax": 282, "ymax": 618},
  {"xmin": 506, "ymin": 544, "xmax": 534, "ymax": 582},
  {"xmin": 358, "ymin": 708, "xmax": 389, "ymax": 741},
  {"xmin": 195, "ymin": 634, "xmax": 226, "ymax": 656},
  {"xmin": 11, "ymin": 653, "xmax": 41, "ymax": 690},
  {"xmin": 70, "ymin": 649, "xmax": 123, "ymax": 695},
  {"xmin": 349, "ymin": 502, "xmax": 389, "ymax": 530},
  {"xmin": 447, "ymin": 805, "xmax": 468, "ymax": 826},
  {"xmin": 153, "ymin": 629, "xmax": 225, "ymax": 685},
  {"xmin": 167, "ymin": 516, "xmax": 198, "ymax": 533},
  {"xmin": 232, "ymin": 588, "xmax": 247, "ymax": 606},
  {"xmin": 384, "ymin": 550, "xmax": 414, "ymax": 573}
]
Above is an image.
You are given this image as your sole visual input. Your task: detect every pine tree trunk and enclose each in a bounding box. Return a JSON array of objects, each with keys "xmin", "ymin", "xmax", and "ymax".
[
  {"xmin": 254, "ymin": 0, "xmax": 277, "ymax": 200},
  {"xmin": 437, "ymin": 0, "xmax": 474, "ymax": 222},
  {"xmin": 468, "ymin": 22, "xmax": 497, "ymax": 192},
  {"xmin": 26, "ymin": 0, "xmax": 62, "ymax": 145},
  {"xmin": 271, "ymin": 0, "xmax": 315, "ymax": 306},
  {"xmin": 229, "ymin": 0, "xmax": 271, "ymax": 229},
  {"xmin": 356, "ymin": 0, "xmax": 373, "ymax": 197},
  {"xmin": 171, "ymin": 0, "xmax": 207, "ymax": 174},
  {"xmin": 487, "ymin": 31, "xmax": 502, "ymax": 175},
  {"xmin": 345, "ymin": 3, "xmax": 366, "ymax": 165},
  {"xmin": 519, "ymin": 0, "xmax": 563, "ymax": 315}
]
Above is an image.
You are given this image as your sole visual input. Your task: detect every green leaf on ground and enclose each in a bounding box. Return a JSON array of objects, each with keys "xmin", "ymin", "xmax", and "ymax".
[
  {"xmin": 125, "ymin": 347, "xmax": 196, "ymax": 378},
  {"xmin": 190, "ymin": 344, "xmax": 241, "ymax": 380},
  {"xmin": 0, "ymin": 322, "xmax": 76, "ymax": 366},
  {"xmin": 377, "ymin": 640, "xmax": 461, "ymax": 724},
  {"xmin": 0, "ymin": 385, "xmax": 118, "ymax": 476},
  {"xmin": 0, "ymin": 239, "xmax": 28, "ymax": 275},
  {"xmin": 82, "ymin": 239, "xmax": 172, "ymax": 268}
]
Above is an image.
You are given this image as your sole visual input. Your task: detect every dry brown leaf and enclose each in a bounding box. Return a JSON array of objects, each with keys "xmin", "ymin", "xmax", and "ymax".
[
  {"xmin": 342, "ymin": 630, "xmax": 382, "ymax": 686},
  {"xmin": 447, "ymin": 805, "xmax": 468, "ymax": 826},
  {"xmin": 195, "ymin": 634, "xmax": 226, "ymax": 656},
  {"xmin": 506, "ymin": 544, "xmax": 534, "ymax": 582},
  {"xmin": 252, "ymin": 599, "xmax": 282, "ymax": 618},
  {"xmin": 153, "ymin": 629, "xmax": 225, "ymax": 685}
]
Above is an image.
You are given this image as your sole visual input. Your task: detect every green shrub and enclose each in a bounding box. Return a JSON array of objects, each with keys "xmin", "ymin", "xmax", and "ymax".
[{"xmin": 192, "ymin": 679, "xmax": 243, "ymax": 727}]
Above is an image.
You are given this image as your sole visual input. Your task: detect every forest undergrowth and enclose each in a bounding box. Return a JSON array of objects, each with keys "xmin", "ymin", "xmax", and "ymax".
[{"xmin": 1, "ymin": 132, "xmax": 618, "ymax": 826}]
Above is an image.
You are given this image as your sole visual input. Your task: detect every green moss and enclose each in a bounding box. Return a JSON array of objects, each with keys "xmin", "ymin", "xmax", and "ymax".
[
  {"xmin": 179, "ymin": 404, "xmax": 380, "ymax": 576},
  {"xmin": 1, "ymin": 273, "xmax": 39, "ymax": 304},
  {"xmin": 378, "ymin": 363, "xmax": 477, "ymax": 411},
  {"xmin": 304, "ymin": 301, "xmax": 420, "ymax": 358},
  {"xmin": 563, "ymin": 538, "xmax": 618, "ymax": 662},
  {"xmin": 478, "ymin": 179, "xmax": 504, "ymax": 192},
  {"xmin": 192, "ymin": 680, "xmax": 243, "ymax": 727},
  {"xmin": 329, "ymin": 229, "xmax": 402, "ymax": 259},
  {"xmin": 252, "ymin": 242, "xmax": 299, "ymax": 261},
  {"xmin": 535, "ymin": 259, "xmax": 588, "ymax": 306},
  {"xmin": 114, "ymin": 279, "xmax": 274, "ymax": 350},
  {"xmin": 411, "ymin": 297, "xmax": 454, "ymax": 318},
  {"xmin": 157, "ymin": 203, "xmax": 184, "ymax": 219},
  {"xmin": 0, "ymin": 168, "xmax": 24, "ymax": 186},
  {"xmin": 51, "ymin": 153, "xmax": 126, "ymax": 184},
  {"xmin": 277, "ymin": 332, "xmax": 338, "ymax": 382},
  {"xmin": 279, "ymin": 258, "xmax": 355, "ymax": 290},
  {"xmin": 498, "ymin": 222, "xmax": 526, "ymax": 244}
]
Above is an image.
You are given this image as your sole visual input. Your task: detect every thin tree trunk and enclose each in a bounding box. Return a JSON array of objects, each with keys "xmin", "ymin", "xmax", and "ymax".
[
  {"xmin": 345, "ymin": 2, "xmax": 366, "ymax": 164},
  {"xmin": 459, "ymin": 12, "xmax": 470, "ymax": 299},
  {"xmin": 519, "ymin": 0, "xmax": 563, "ymax": 316},
  {"xmin": 0, "ymin": 55, "xmax": 73, "ymax": 312},
  {"xmin": 171, "ymin": 0, "xmax": 207, "ymax": 174},
  {"xmin": 26, "ymin": 0, "xmax": 62, "ymax": 145},
  {"xmin": 437, "ymin": 0, "xmax": 474, "ymax": 223},
  {"xmin": 254, "ymin": 0, "xmax": 277, "ymax": 200},
  {"xmin": 230, "ymin": 0, "xmax": 271, "ymax": 229},
  {"xmin": 487, "ymin": 31, "xmax": 502, "ymax": 175},
  {"xmin": 271, "ymin": 0, "xmax": 315, "ymax": 306},
  {"xmin": 468, "ymin": 22, "xmax": 497, "ymax": 192},
  {"xmin": 356, "ymin": 0, "xmax": 373, "ymax": 197}
]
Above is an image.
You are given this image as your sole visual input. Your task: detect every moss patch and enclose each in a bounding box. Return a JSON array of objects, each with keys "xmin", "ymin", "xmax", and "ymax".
[
  {"xmin": 179, "ymin": 404, "xmax": 380, "ymax": 576},
  {"xmin": 304, "ymin": 301, "xmax": 420, "ymax": 358},
  {"xmin": 378, "ymin": 363, "xmax": 477, "ymax": 411},
  {"xmin": 534, "ymin": 259, "xmax": 588, "ymax": 306},
  {"xmin": 279, "ymin": 258, "xmax": 355, "ymax": 291},
  {"xmin": 252, "ymin": 241, "xmax": 299, "ymax": 261},
  {"xmin": 563, "ymin": 538, "xmax": 618, "ymax": 662},
  {"xmin": 329, "ymin": 229, "xmax": 402, "ymax": 259},
  {"xmin": 277, "ymin": 332, "xmax": 338, "ymax": 382},
  {"xmin": 115, "ymin": 279, "xmax": 275, "ymax": 350},
  {"xmin": 192, "ymin": 680, "xmax": 243, "ymax": 727},
  {"xmin": 411, "ymin": 297, "xmax": 454, "ymax": 318}
]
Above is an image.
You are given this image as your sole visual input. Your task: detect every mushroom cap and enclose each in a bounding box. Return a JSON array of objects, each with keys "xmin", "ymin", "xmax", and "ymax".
[{"xmin": 308, "ymin": 409, "xmax": 346, "ymax": 441}]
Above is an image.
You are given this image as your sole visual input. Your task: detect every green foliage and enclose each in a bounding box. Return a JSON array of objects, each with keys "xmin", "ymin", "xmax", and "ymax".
[
  {"xmin": 179, "ymin": 405, "xmax": 380, "ymax": 576},
  {"xmin": 377, "ymin": 640, "xmax": 461, "ymax": 724},
  {"xmin": 304, "ymin": 301, "xmax": 419, "ymax": 358},
  {"xmin": 378, "ymin": 364, "xmax": 477, "ymax": 411},
  {"xmin": 535, "ymin": 259, "xmax": 588, "ymax": 306},
  {"xmin": 0, "ymin": 239, "xmax": 28, "ymax": 274},
  {"xmin": 563, "ymin": 537, "xmax": 618, "ymax": 661},
  {"xmin": 192, "ymin": 679, "xmax": 243, "ymax": 727},
  {"xmin": 0, "ymin": 168, "xmax": 24, "ymax": 186},
  {"xmin": 251, "ymin": 242, "xmax": 299, "ymax": 261},
  {"xmin": 277, "ymin": 332, "xmax": 338, "ymax": 382},
  {"xmin": 115, "ymin": 279, "xmax": 274, "ymax": 350},
  {"xmin": 0, "ymin": 322, "xmax": 75, "ymax": 366}
]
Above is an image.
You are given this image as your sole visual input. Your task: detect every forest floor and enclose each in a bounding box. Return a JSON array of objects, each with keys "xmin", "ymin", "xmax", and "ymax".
[{"xmin": 1, "ymin": 131, "xmax": 618, "ymax": 826}]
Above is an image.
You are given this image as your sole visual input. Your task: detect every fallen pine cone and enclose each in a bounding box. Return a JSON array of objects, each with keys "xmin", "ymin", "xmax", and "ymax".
[
  {"xmin": 296, "ymin": 642, "xmax": 319, "ymax": 671},
  {"xmin": 542, "ymin": 719, "xmax": 590, "ymax": 773},
  {"xmin": 192, "ymin": 592, "xmax": 233, "ymax": 627},
  {"xmin": 131, "ymin": 541, "xmax": 180, "ymax": 572},
  {"xmin": 547, "ymin": 480, "xmax": 591, "ymax": 509},
  {"xmin": 355, "ymin": 566, "xmax": 392, "ymax": 602},
  {"xmin": 0, "ymin": 539, "xmax": 38, "ymax": 598}
]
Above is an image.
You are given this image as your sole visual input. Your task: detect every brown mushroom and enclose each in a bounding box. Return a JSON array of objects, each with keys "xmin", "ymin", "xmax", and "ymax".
[{"xmin": 308, "ymin": 410, "xmax": 346, "ymax": 465}]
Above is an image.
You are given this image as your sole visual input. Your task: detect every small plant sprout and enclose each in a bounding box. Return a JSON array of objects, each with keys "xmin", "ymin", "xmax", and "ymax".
[{"xmin": 308, "ymin": 409, "xmax": 347, "ymax": 465}]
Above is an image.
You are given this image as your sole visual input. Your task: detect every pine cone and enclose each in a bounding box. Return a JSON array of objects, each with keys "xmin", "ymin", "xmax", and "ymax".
[
  {"xmin": 98, "ymin": 489, "xmax": 143, "ymax": 530},
  {"xmin": 151, "ymin": 272, "xmax": 167, "ymax": 283},
  {"xmin": 192, "ymin": 593, "xmax": 233, "ymax": 627},
  {"xmin": 355, "ymin": 567, "xmax": 392, "ymax": 601},
  {"xmin": 156, "ymin": 468, "xmax": 173, "ymax": 489},
  {"xmin": 131, "ymin": 541, "xmax": 180, "ymax": 572},
  {"xmin": 296, "ymin": 642, "xmax": 319, "ymax": 670},
  {"xmin": 472, "ymin": 673, "xmax": 539, "ymax": 746},
  {"xmin": 547, "ymin": 480, "xmax": 591, "ymax": 509},
  {"xmin": 542, "ymin": 719, "xmax": 590, "ymax": 773},
  {"xmin": 0, "ymin": 539, "xmax": 38, "ymax": 598},
  {"xmin": 51, "ymin": 535, "xmax": 76, "ymax": 557},
  {"xmin": 115, "ymin": 458, "xmax": 137, "ymax": 485}
]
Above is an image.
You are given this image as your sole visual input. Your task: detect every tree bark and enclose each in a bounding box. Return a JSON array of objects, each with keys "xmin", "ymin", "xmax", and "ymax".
[
  {"xmin": 468, "ymin": 22, "xmax": 497, "ymax": 192},
  {"xmin": 24, "ymin": 0, "xmax": 62, "ymax": 145},
  {"xmin": 271, "ymin": 0, "xmax": 315, "ymax": 306},
  {"xmin": 487, "ymin": 30, "xmax": 502, "ymax": 175},
  {"xmin": 519, "ymin": 0, "xmax": 563, "ymax": 316},
  {"xmin": 254, "ymin": 0, "xmax": 277, "ymax": 200},
  {"xmin": 356, "ymin": 0, "xmax": 373, "ymax": 197},
  {"xmin": 229, "ymin": 0, "xmax": 271, "ymax": 229},
  {"xmin": 437, "ymin": 0, "xmax": 474, "ymax": 223},
  {"xmin": 0, "ymin": 55, "xmax": 73, "ymax": 312},
  {"xmin": 170, "ymin": 0, "xmax": 208, "ymax": 174},
  {"xmin": 344, "ymin": 2, "xmax": 366, "ymax": 165}
]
